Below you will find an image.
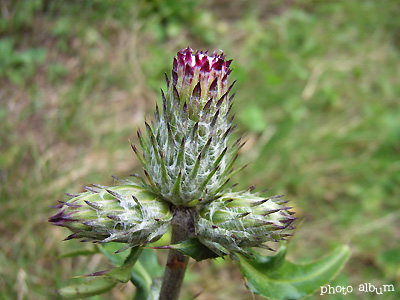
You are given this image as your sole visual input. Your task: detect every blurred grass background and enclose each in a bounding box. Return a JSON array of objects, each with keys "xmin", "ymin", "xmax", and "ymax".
[{"xmin": 0, "ymin": 0, "xmax": 399, "ymax": 299}]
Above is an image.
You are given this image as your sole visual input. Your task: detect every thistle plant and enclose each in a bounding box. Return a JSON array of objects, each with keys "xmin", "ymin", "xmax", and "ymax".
[{"xmin": 50, "ymin": 48, "xmax": 350, "ymax": 300}]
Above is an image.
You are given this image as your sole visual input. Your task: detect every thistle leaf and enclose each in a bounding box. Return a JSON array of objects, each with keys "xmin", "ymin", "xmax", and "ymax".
[
  {"xmin": 237, "ymin": 244, "xmax": 351, "ymax": 300},
  {"xmin": 57, "ymin": 278, "xmax": 117, "ymax": 299},
  {"xmin": 58, "ymin": 247, "xmax": 99, "ymax": 259},
  {"xmin": 131, "ymin": 249, "xmax": 164, "ymax": 299},
  {"xmin": 152, "ymin": 238, "xmax": 220, "ymax": 262},
  {"xmin": 106, "ymin": 246, "xmax": 143, "ymax": 283}
]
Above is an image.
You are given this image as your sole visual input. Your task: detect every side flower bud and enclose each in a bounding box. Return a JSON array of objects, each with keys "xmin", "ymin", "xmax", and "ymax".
[
  {"xmin": 49, "ymin": 184, "xmax": 172, "ymax": 250},
  {"xmin": 195, "ymin": 191, "xmax": 296, "ymax": 257},
  {"xmin": 134, "ymin": 48, "xmax": 239, "ymax": 206}
]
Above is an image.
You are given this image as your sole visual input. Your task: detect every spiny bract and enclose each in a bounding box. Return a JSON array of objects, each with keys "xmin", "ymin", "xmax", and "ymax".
[
  {"xmin": 133, "ymin": 47, "xmax": 242, "ymax": 206},
  {"xmin": 49, "ymin": 183, "xmax": 172, "ymax": 252},
  {"xmin": 196, "ymin": 190, "xmax": 295, "ymax": 257}
]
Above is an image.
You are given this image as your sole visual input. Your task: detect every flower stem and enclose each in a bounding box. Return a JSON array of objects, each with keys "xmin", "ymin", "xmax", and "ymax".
[{"xmin": 159, "ymin": 206, "xmax": 196, "ymax": 300}]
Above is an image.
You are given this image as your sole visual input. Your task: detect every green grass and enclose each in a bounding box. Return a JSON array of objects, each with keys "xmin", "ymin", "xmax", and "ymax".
[{"xmin": 1, "ymin": 1, "xmax": 399, "ymax": 299}]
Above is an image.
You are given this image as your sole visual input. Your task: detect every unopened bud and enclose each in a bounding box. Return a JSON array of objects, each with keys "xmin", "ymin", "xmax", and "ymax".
[
  {"xmin": 196, "ymin": 190, "xmax": 295, "ymax": 256},
  {"xmin": 49, "ymin": 185, "xmax": 172, "ymax": 249}
]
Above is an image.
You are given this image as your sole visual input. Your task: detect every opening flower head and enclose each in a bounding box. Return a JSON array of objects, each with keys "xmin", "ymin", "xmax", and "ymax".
[{"xmin": 135, "ymin": 47, "xmax": 239, "ymax": 206}]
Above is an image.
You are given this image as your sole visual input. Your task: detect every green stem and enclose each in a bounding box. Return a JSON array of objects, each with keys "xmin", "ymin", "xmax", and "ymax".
[{"xmin": 159, "ymin": 206, "xmax": 196, "ymax": 300}]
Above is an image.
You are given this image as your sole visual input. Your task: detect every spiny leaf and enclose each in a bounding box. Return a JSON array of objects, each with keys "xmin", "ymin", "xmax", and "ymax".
[
  {"xmin": 131, "ymin": 249, "xmax": 164, "ymax": 299},
  {"xmin": 59, "ymin": 248, "xmax": 99, "ymax": 259},
  {"xmin": 106, "ymin": 246, "xmax": 143, "ymax": 283},
  {"xmin": 152, "ymin": 238, "xmax": 220, "ymax": 261},
  {"xmin": 98, "ymin": 243, "xmax": 130, "ymax": 265},
  {"xmin": 57, "ymin": 278, "xmax": 117, "ymax": 299},
  {"xmin": 237, "ymin": 244, "xmax": 351, "ymax": 300}
]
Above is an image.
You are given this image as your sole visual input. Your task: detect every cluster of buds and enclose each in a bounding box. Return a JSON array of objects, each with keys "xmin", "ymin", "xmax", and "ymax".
[{"xmin": 50, "ymin": 48, "xmax": 295, "ymax": 257}]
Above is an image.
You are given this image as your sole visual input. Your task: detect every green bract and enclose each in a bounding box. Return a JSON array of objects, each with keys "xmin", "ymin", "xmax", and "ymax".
[
  {"xmin": 49, "ymin": 184, "xmax": 172, "ymax": 251},
  {"xmin": 196, "ymin": 191, "xmax": 295, "ymax": 257}
]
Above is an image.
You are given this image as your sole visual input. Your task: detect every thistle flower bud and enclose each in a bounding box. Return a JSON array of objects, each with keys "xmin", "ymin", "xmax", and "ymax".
[
  {"xmin": 173, "ymin": 47, "xmax": 232, "ymax": 116},
  {"xmin": 135, "ymin": 48, "xmax": 239, "ymax": 206},
  {"xmin": 49, "ymin": 184, "xmax": 172, "ymax": 250},
  {"xmin": 195, "ymin": 191, "xmax": 296, "ymax": 257}
]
